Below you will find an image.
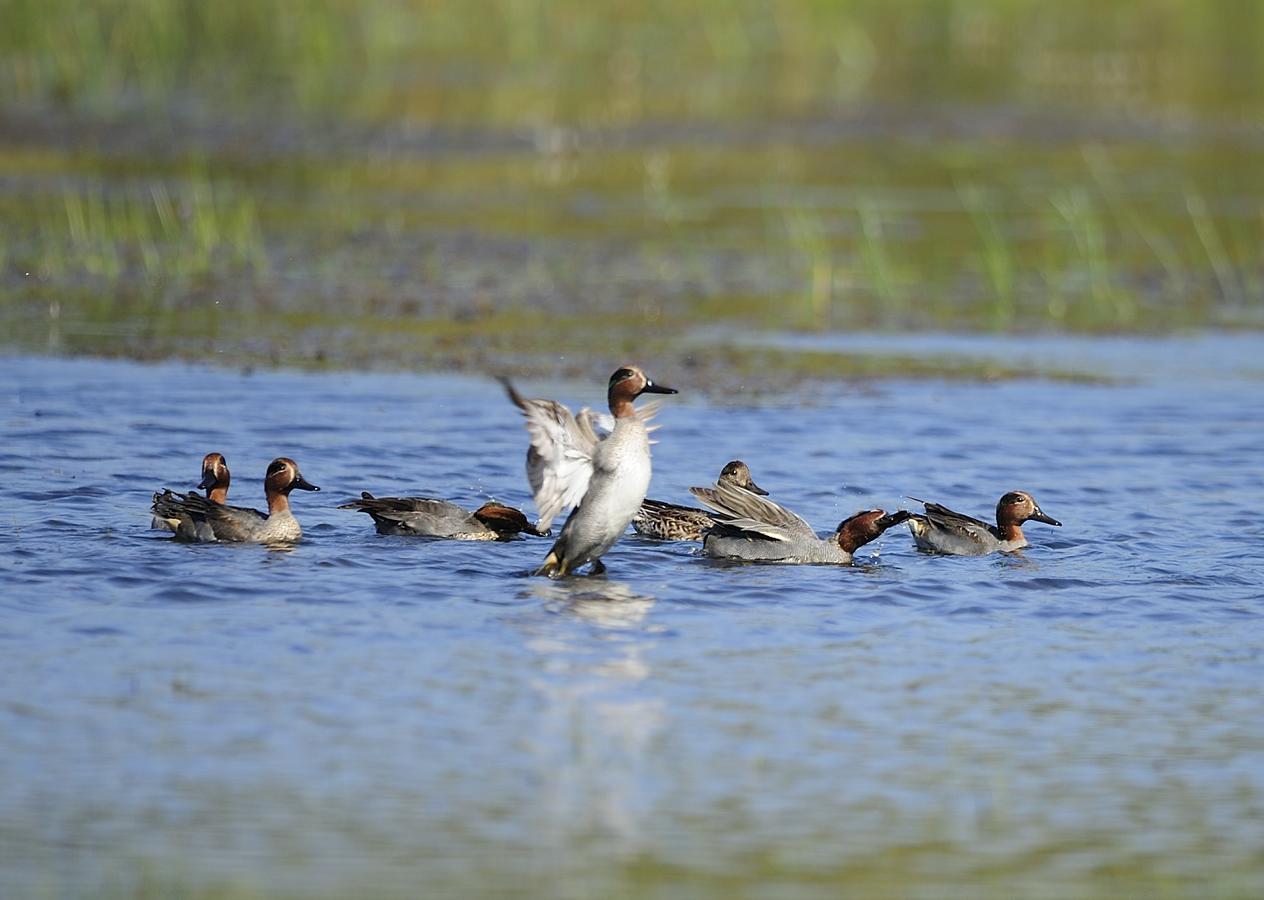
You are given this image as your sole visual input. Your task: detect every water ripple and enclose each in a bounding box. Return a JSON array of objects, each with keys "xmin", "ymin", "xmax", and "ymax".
[
  {"xmin": 17, "ymin": 486, "xmax": 113, "ymax": 501},
  {"xmin": 2, "ymin": 350, "xmax": 1263, "ymax": 897}
]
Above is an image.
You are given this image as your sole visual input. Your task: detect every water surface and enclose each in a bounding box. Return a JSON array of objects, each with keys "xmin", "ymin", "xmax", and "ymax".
[{"xmin": 2, "ymin": 339, "xmax": 1263, "ymax": 897}]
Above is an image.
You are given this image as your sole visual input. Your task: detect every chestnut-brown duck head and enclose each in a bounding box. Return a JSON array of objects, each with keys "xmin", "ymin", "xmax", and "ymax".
[
  {"xmin": 606, "ymin": 365, "xmax": 677, "ymax": 418},
  {"xmin": 197, "ymin": 452, "xmax": 231, "ymax": 504},
  {"xmin": 995, "ymin": 490, "xmax": 1060, "ymax": 542},
  {"xmin": 835, "ymin": 508, "xmax": 912, "ymax": 555}
]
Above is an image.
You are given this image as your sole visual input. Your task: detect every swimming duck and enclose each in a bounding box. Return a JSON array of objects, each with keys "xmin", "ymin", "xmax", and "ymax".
[
  {"xmin": 150, "ymin": 457, "xmax": 319, "ymax": 544},
  {"xmin": 503, "ymin": 365, "xmax": 677, "ymax": 576},
  {"xmin": 632, "ymin": 460, "xmax": 768, "ymax": 541},
  {"xmin": 691, "ymin": 481, "xmax": 910, "ymax": 564},
  {"xmin": 151, "ymin": 452, "xmax": 231, "ymax": 539},
  {"xmin": 339, "ymin": 491, "xmax": 546, "ymax": 540},
  {"xmin": 906, "ymin": 490, "xmax": 1061, "ymax": 555}
]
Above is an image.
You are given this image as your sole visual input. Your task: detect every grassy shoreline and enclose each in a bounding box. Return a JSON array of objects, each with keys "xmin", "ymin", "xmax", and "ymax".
[{"xmin": 3, "ymin": 1, "xmax": 1262, "ymax": 387}]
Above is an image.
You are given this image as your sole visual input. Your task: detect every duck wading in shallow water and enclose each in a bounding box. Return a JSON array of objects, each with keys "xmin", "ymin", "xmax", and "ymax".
[
  {"xmin": 150, "ymin": 457, "xmax": 320, "ymax": 544},
  {"xmin": 906, "ymin": 490, "xmax": 1061, "ymax": 555},
  {"xmin": 502, "ymin": 365, "xmax": 677, "ymax": 577},
  {"xmin": 339, "ymin": 491, "xmax": 546, "ymax": 540},
  {"xmin": 632, "ymin": 460, "xmax": 769, "ymax": 541},
  {"xmin": 151, "ymin": 452, "xmax": 232, "ymax": 539},
  {"xmin": 692, "ymin": 481, "xmax": 910, "ymax": 564}
]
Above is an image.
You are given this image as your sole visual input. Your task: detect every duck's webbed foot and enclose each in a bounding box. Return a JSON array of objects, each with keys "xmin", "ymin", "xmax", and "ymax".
[{"xmin": 587, "ymin": 559, "xmax": 607, "ymax": 576}]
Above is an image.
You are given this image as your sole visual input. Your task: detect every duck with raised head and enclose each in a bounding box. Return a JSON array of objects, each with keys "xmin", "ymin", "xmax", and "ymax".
[
  {"xmin": 632, "ymin": 460, "xmax": 769, "ymax": 541},
  {"xmin": 151, "ymin": 452, "xmax": 231, "ymax": 539},
  {"xmin": 503, "ymin": 365, "xmax": 677, "ymax": 577},
  {"xmin": 906, "ymin": 490, "xmax": 1061, "ymax": 555},
  {"xmin": 151, "ymin": 457, "xmax": 320, "ymax": 544},
  {"xmin": 339, "ymin": 491, "xmax": 546, "ymax": 540},
  {"xmin": 691, "ymin": 480, "xmax": 910, "ymax": 564}
]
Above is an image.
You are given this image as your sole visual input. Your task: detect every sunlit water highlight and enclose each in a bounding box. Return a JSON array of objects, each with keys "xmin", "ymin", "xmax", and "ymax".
[{"xmin": 2, "ymin": 337, "xmax": 1263, "ymax": 897}]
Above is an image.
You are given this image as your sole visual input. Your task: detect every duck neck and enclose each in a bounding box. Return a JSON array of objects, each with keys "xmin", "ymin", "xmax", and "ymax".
[
  {"xmin": 208, "ymin": 485, "xmax": 229, "ymax": 504},
  {"xmin": 836, "ymin": 525, "xmax": 872, "ymax": 556},
  {"xmin": 997, "ymin": 521, "xmax": 1025, "ymax": 543},
  {"xmin": 267, "ymin": 490, "xmax": 292, "ymax": 517},
  {"xmin": 608, "ymin": 395, "xmax": 636, "ymax": 419}
]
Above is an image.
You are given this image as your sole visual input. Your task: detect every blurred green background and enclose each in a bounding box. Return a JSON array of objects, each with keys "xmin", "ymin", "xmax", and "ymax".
[{"xmin": 2, "ymin": 0, "xmax": 1262, "ymax": 382}]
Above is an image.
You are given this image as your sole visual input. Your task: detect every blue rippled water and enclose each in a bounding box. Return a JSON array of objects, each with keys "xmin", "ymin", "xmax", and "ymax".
[{"xmin": 2, "ymin": 338, "xmax": 1263, "ymax": 898}]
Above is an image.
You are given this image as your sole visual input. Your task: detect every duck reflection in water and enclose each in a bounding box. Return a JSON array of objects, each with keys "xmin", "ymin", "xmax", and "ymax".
[
  {"xmin": 527, "ymin": 578, "xmax": 657, "ymax": 630},
  {"xmin": 515, "ymin": 578, "xmax": 663, "ymax": 849}
]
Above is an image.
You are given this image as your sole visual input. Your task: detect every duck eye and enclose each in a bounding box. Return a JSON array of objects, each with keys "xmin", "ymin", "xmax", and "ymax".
[{"xmin": 609, "ymin": 368, "xmax": 635, "ymax": 384}]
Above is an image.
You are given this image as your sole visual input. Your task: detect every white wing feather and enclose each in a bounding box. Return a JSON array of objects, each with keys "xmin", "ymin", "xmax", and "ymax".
[
  {"xmin": 502, "ymin": 379, "xmax": 598, "ymax": 532},
  {"xmin": 501, "ymin": 378, "xmax": 667, "ymax": 531}
]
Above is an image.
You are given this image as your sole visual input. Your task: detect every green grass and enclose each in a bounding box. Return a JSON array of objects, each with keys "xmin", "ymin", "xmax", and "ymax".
[
  {"xmin": 6, "ymin": 1, "xmax": 1264, "ymax": 127},
  {"xmin": 2, "ymin": 1, "xmax": 1264, "ymax": 384},
  {"xmin": 957, "ymin": 181, "xmax": 1015, "ymax": 330},
  {"xmin": 33, "ymin": 176, "xmax": 265, "ymax": 286}
]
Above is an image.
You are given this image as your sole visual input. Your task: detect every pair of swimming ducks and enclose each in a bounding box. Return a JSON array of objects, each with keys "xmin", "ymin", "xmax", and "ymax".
[{"xmin": 151, "ymin": 365, "xmax": 1061, "ymax": 574}]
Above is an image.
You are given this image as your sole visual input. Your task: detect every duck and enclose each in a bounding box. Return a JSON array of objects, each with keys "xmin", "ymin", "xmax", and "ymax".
[
  {"xmin": 906, "ymin": 490, "xmax": 1061, "ymax": 555},
  {"xmin": 632, "ymin": 460, "xmax": 768, "ymax": 541},
  {"xmin": 691, "ymin": 480, "xmax": 910, "ymax": 564},
  {"xmin": 151, "ymin": 452, "xmax": 231, "ymax": 539},
  {"xmin": 338, "ymin": 491, "xmax": 546, "ymax": 540},
  {"xmin": 150, "ymin": 457, "xmax": 320, "ymax": 544},
  {"xmin": 503, "ymin": 365, "xmax": 677, "ymax": 576}
]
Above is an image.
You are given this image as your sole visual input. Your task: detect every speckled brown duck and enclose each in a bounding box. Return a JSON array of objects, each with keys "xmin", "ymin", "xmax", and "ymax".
[{"xmin": 632, "ymin": 460, "xmax": 768, "ymax": 541}]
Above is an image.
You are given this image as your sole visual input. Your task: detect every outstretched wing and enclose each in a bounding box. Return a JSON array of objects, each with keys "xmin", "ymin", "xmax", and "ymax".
[
  {"xmin": 500, "ymin": 378, "xmax": 601, "ymax": 532},
  {"xmin": 688, "ymin": 481, "xmax": 815, "ymax": 542}
]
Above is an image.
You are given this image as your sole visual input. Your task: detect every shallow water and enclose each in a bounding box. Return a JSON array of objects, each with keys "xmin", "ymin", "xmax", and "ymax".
[{"xmin": 2, "ymin": 339, "xmax": 1263, "ymax": 898}]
